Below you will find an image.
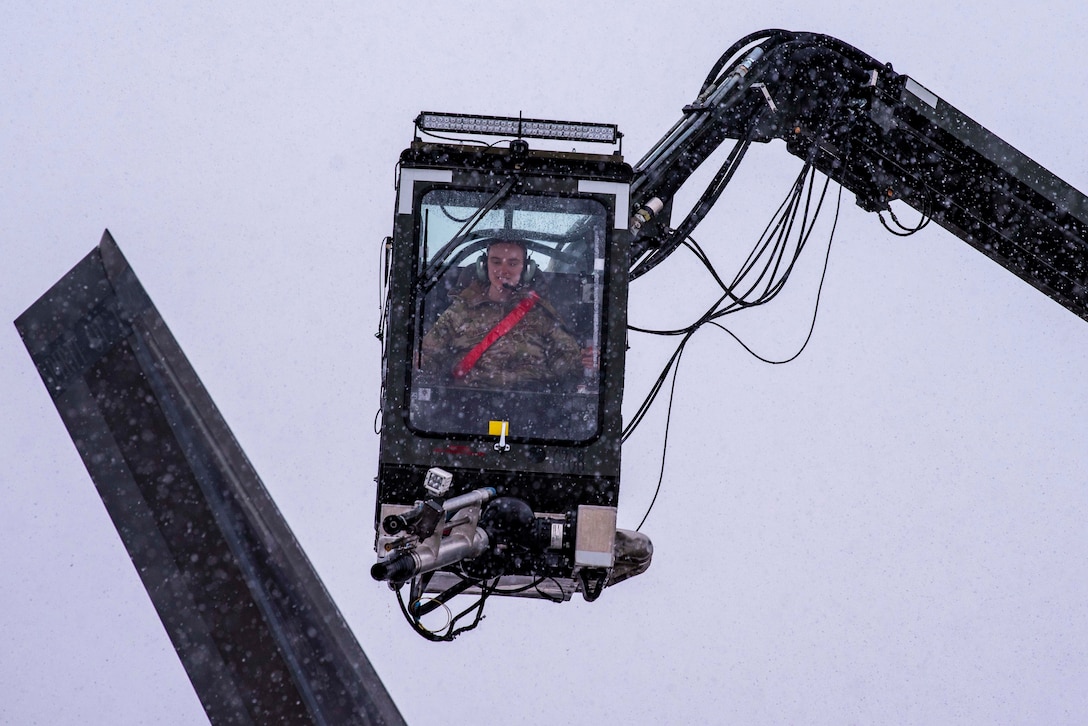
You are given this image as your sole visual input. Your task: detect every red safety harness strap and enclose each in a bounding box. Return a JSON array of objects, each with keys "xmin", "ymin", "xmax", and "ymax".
[{"xmin": 452, "ymin": 291, "xmax": 540, "ymax": 380}]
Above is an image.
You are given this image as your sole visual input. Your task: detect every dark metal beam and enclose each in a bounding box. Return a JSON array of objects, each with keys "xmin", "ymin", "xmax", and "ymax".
[{"xmin": 15, "ymin": 231, "xmax": 406, "ymax": 726}]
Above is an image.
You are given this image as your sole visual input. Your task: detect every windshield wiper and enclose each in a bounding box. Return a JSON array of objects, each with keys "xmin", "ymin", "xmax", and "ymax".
[{"xmin": 419, "ymin": 176, "xmax": 518, "ymax": 291}]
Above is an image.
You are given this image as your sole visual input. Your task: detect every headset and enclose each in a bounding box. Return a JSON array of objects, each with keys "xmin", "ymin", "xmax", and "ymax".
[{"xmin": 475, "ymin": 239, "xmax": 537, "ymax": 286}]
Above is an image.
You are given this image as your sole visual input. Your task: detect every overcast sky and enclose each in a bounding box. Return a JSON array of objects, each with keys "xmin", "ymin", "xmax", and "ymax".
[{"xmin": 4, "ymin": 2, "xmax": 1088, "ymax": 724}]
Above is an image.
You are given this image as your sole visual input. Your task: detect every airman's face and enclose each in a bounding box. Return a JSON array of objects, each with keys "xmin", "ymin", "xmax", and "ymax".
[{"xmin": 487, "ymin": 242, "xmax": 525, "ymax": 290}]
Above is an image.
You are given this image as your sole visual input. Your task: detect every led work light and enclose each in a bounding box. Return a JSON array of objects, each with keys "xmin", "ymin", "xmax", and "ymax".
[{"xmin": 416, "ymin": 111, "xmax": 619, "ymax": 144}]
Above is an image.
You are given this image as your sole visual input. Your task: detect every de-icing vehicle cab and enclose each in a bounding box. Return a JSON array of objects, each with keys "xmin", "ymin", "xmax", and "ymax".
[{"xmin": 373, "ymin": 112, "xmax": 652, "ymax": 637}]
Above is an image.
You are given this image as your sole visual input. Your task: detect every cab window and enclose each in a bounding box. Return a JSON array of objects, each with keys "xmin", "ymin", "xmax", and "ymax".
[{"xmin": 409, "ymin": 188, "xmax": 608, "ymax": 443}]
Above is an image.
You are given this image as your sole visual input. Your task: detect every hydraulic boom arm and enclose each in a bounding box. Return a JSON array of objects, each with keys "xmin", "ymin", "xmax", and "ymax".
[{"xmin": 630, "ymin": 29, "xmax": 1088, "ymax": 321}]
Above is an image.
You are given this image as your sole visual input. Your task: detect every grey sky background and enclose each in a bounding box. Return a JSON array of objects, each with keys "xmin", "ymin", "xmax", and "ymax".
[{"xmin": 3, "ymin": 2, "xmax": 1087, "ymax": 724}]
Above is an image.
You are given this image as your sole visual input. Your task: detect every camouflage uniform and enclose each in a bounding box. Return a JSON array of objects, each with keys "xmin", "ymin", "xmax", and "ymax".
[{"xmin": 421, "ymin": 281, "xmax": 583, "ymax": 390}]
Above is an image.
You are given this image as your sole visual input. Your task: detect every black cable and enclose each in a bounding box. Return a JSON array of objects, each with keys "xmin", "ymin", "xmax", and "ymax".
[
  {"xmin": 624, "ymin": 181, "xmax": 844, "ymax": 529},
  {"xmin": 635, "ymin": 335, "xmax": 687, "ymax": 531},
  {"xmin": 396, "ymin": 576, "xmax": 498, "ymax": 642},
  {"xmin": 626, "ymin": 200, "xmax": 807, "ymax": 339},
  {"xmin": 439, "ymin": 204, "xmax": 475, "ymax": 223},
  {"xmin": 492, "ymin": 576, "xmax": 565, "ymax": 603},
  {"xmin": 626, "ymin": 163, "xmax": 827, "ymax": 342},
  {"xmin": 624, "ymin": 176, "xmax": 826, "ymax": 514},
  {"xmin": 623, "ymin": 166, "xmax": 838, "ymax": 442},
  {"xmin": 878, "ymin": 199, "xmax": 931, "ymax": 236},
  {"xmin": 534, "ymin": 578, "xmax": 567, "ymax": 602},
  {"xmin": 718, "ymin": 166, "xmax": 830, "ymax": 313},
  {"xmin": 709, "ymin": 179, "xmax": 843, "ymax": 365},
  {"xmin": 703, "ymin": 164, "xmax": 813, "ymax": 312},
  {"xmin": 622, "ymin": 329, "xmax": 693, "ymax": 441},
  {"xmin": 624, "ymin": 35, "xmax": 878, "ymax": 534},
  {"xmin": 726, "ymin": 166, "xmax": 828, "ymax": 311},
  {"xmin": 415, "ymin": 128, "xmax": 494, "ymax": 147}
]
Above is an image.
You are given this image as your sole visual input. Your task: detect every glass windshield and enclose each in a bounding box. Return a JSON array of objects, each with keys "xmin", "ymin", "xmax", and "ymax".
[{"xmin": 409, "ymin": 188, "xmax": 609, "ymax": 443}]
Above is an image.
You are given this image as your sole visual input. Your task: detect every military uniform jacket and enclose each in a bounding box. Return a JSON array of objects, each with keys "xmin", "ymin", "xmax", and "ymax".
[{"xmin": 421, "ymin": 281, "xmax": 582, "ymax": 390}]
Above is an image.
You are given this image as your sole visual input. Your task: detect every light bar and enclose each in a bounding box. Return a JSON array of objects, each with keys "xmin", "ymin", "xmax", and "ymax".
[{"xmin": 416, "ymin": 111, "xmax": 619, "ymax": 144}]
